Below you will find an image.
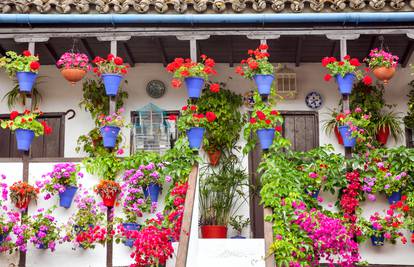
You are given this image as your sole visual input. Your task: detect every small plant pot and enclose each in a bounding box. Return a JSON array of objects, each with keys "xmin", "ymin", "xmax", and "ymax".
[
  {"xmin": 122, "ymin": 223, "xmax": 141, "ymax": 248},
  {"xmin": 256, "ymin": 128, "xmax": 275, "ymax": 150},
  {"xmin": 99, "ymin": 192, "xmax": 118, "ymax": 208},
  {"xmin": 253, "ymin": 74, "xmax": 274, "ymax": 98},
  {"xmin": 0, "ymin": 233, "xmax": 8, "ymax": 244},
  {"xmin": 184, "ymin": 77, "xmax": 204, "ymax": 99},
  {"xmin": 335, "ymin": 73, "xmax": 355, "ymax": 95},
  {"xmin": 15, "ymin": 198, "xmax": 31, "ymax": 210},
  {"xmin": 100, "ymin": 126, "xmax": 120, "ymax": 148},
  {"xmin": 387, "ymin": 191, "xmax": 402, "ymax": 204},
  {"xmin": 201, "ymin": 225, "xmax": 227, "ymax": 238},
  {"xmin": 15, "ymin": 129, "xmax": 35, "ymax": 151},
  {"xmin": 58, "ymin": 186, "xmax": 78, "ymax": 209},
  {"xmin": 305, "ymin": 189, "xmax": 320, "ymax": 199},
  {"xmin": 230, "ymin": 235, "xmax": 246, "ymax": 239},
  {"xmin": 373, "ymin": 67, "xmax": 395, "ymax": 84},
  {"xmin": 16, "ymin": 71, "xmax": 37, "ymax": 93},
  {"xmin": 334, "ymin": 126, "xmax": 344, "ymax": 145},
  {"xmin": 207, "ymin": 150, "xmax": 222, "ymax": 166},
  {"xmin": 143, "ymin": 183, "xmax": 161, "ymax": 203},
  {"xmin": 338, "ymin": 125, "xmax": 356, "ymax": 148},
  {"xmin": 186, "ymin": 127, "xmax": 205, "ymax": 149},
  {"xmin": 101, "ymin": 74, "xmax": 123, "ymax": 96},
  {"xmin": 371, "ymin": 234, "xmax": 385, "ymax": 247},
  {"xmin": 61, "ymin": 68, "xmax": 86, "ymax": 85},
  {"xmin": 376, "ymin": 126, "xmax": 390, "ymax": 146}
]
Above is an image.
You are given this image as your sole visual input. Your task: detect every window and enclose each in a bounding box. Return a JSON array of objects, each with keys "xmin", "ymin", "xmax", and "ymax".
[{"xmin": 0, "ymin": 112, "xmax": 65, "ymax": 158}]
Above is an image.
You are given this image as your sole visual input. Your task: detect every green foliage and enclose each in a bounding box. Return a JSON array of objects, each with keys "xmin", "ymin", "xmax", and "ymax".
[
  {"xmin": 83, "ymin": 153, "xmax": 123, "ymax": 181},
  {"xmin": 1, "ymin": 111, "xmax": 46, "ymax": 136},
  {"xmin": 404, "ymin": 80, "xmax": 414, "ymax": 129},
  {"xmin": 76, "ymin": 127, "xmax": 123, "ymax": 158},
  {"xmin": 3, "ymin": 82, "xmax": 42, "ymax": 109},
  {"xmin": 229, "ymin": 215, "xmax": 250, "ymax": 236},
  {"xmin": 0, "ymin": 51, "xmax": 39, "ymax": 77}
]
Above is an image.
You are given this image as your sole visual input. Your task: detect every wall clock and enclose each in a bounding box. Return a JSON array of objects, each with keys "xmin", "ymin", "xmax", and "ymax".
[
  {"xmin": 146, "ymin": 80, "xmax": 166, "ymax": 99},
  {"xmin": 305, "ymin": 91, "xmax": 323, "ymax": 110}
]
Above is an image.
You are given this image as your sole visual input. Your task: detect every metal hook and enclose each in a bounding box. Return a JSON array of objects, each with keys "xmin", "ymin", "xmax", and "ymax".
[{"xmin": 65, "ymin": 109, "xmax": 76, "ymax": 120}]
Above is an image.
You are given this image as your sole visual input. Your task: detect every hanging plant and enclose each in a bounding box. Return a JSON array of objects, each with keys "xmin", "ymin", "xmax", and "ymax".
[
  {"xmin": 92, "ymin": 54, "xmax": 128, "ymax": 96},
  {"xmin": 57, "ymin": 52, "xmax": 90, "ymax": 85},
  {"xmin": 3, "ymin": 82, "xmax": 42, "ymax": 110},
  {"xmin": 94, "ymin": 179, "xmax": 121, "ymax": 208},
  {"xmin": 364, "ymin": 48, "xmax": 398, "ymax": 84},
  {"xmin": 9, "ymin": 181, "xmax": 39, "ymax": 210},
  {"xmin": 334, "ymin": 108, "xmax": 371, "ymax": 148},
  {"xmin": 98, "ymin": 108, "xmax": 127, "ymax": 149}
]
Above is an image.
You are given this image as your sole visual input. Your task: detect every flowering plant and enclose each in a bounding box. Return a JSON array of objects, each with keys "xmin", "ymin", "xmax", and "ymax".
[
  {"xmin": 389, "ymin": 194, "xmax": 414, "ymax": 231},
  {"xmin": 41, "ymin": 163, "xmax": 82, "ymax": 197},
  {"xmin": 322, "ymin": 55, "xmax": 372, "ymax": 85},
  {"xmin": 12, "ymin": 221, "xmax": 31, "ymax": 252},
  {"xmin": 0, "ymin": 175, "xmax": 20, "ymax": 253},
  {"xmin": 364, "ymin": 49, "xmax": 399, "ymax": 69},
  {"xmin": 163, "ymin": 182, "xmax": 188, "ymax": 242},
  {"xmin": 27, "ymin": 208, "xmax": 61, "ymax": 251},
  {"xmin": 372, "ymin": 161, "xmax": 408, "ymax": 196},
  {"xmin": 0, "ymin": 110, "xmax": 52, "ymax": 136},
  {"xmin": 0, "ymin": 50, "xmax": 40, "ymax": 77},
  {"xmin": 94, "ymin": 180, "xmax": 121, "ymax": 198},
  {"xmin": 340, "ymin": 171, "xmax": 362, "ymax": 225},
  {"xmin": 176, "ymin": 105, "xmax": 217, "ymax": 132},
  {"xmin": 9, "ymin": 181, "xmax": 39, "ymax": 209},
  {"xmin": 98, "ymin": 107, "xmax": 127, "ymax": 128},
  {"xmin": 57, "ymin": 52, "xmax": 90, "ymax": 71},
  {"xmin": 335, "ymin": 108, "xmax": 371, "ymax": 139},
  {"xmin": 246, "ymin": 107, "xmax": 283, "ymax": 132},
  {"xmin": 92, "ymin": 54, "xmax": 128, "ymax": 76},
  {"xmin": 235, "ymin": 44, "xmax": 274, "ymax": 79},
  {"xmin": 166, "ymin": 55, "xmax": 217, "ymax": 88}
]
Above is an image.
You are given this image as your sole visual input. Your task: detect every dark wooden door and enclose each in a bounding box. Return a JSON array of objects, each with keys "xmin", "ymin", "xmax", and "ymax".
[
  {"xmin": 249, "ymin": 111, "xmax": 319, "ymax": 238},
  {"xmin": 0, "ymin": 113, "xmax": 65, "ymax": 158}
]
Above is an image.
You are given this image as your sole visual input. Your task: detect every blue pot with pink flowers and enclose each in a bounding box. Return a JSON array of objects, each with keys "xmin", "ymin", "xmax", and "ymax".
[
  {"xmin": 59, "ymin": 186, "xmax": 78, "ymax": 208},
  {"xmin": 143, "ymin": 183, "xmax": 161, "ymax": 203},
  {"xmin": 16, "ymin": 71, "xmax": 38, "ymax": 93},
  {"xmin": 186, "ymin": 127, "xmax": 205, "ymax": 149},
  {"xmin": 335, "ymin": 73, "xmax": 355, "ymax": 95},
  {"xmin": 100, "ymin": 126, "xmax": 120, "ymax": 148},
  {"xmin": 387, "ymin": 191, "xmax": 401, "ymax": 204},
  {"xmin": 15, "ymin": 129, "xmax": 35, "ymax": 151},
  {"xmin": 122, "ymin": 223, "xmax": 141, "ymax": 248},
  {"xmin": 338, "ymin": 125, "xmax": 356, "ymax": 148},
  {"xmin": 184, "ymin": 77, "xmax": 204, "ymax": 99}
]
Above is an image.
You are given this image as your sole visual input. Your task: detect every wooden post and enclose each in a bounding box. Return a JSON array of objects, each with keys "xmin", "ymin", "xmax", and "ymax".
[
  {"xmin": 176, "ymin": 165, "xmax": 199, "ymax": 267},
  {"xmin": 263, "ymin": 207, "xmax": 275, "ymax": 267}
]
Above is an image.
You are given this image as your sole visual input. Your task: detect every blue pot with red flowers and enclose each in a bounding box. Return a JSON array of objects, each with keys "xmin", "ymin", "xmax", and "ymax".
[
  {"xmin": 253, "ymin": 74, "xmax": 274, "ymax": 97},
  {"xmin": 387, "ymin": 191, "xmax": 402, "ymax": 204},
  {"xmin": 184, "ymin": 77, "xmax": 204, "ymax": 99},
  {"xmin": 122, "ymin": 223, "xmax": 141, "ymax": 248},
  {"xmin": 256, "ymin": 128, "xmax": 275, "ymax": 150},
  {"xmin": 338, "ymin": 125, "xmax": 356, "ymax": 148},
  {"xmin": 15, "ymin": 129, "xmax": 35, "ymax": 151},
  {"xmin": 102, "ymin": 74, "xmax": 123, "ymax": 96},
  {"xmin": 59, "ymin": 186, "xmax": 78, "ymax": 208},
  {"xmin": 371, "ymin": 233, "xmax": 385, "ymax": 247},
  {"xmin": 335, "ymin": 73, "xmax": 355, "ymax": 95},
  {"xmin": 16, "ymin": 71, "xmax": 38, "ymax": 93},
  {"xmin": 100, "ymin": 126, "xmax": 120, "ymax": 148},
  {"xmin": 186, "ymin": 127, "xmax": 205, "ymax": 149},
  {"xmin": 143, "ymin": 183, "xmax": 161, "ymax": 203}
]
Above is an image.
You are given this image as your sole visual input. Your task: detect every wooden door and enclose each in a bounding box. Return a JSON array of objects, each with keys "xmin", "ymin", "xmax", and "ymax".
[{"xmin": 249, "ymin": 111, "xmax": 319, "ymax": 238}]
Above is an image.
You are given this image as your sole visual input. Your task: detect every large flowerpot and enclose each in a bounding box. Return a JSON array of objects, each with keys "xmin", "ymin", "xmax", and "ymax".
[
  {"xmin": 15, "ymin": 129, "xmax": 35, "ymax": 151},
  {"xmin": 338, "ymin": 125, "xmax": 356, "ymax": 148},
  {"xmin": 102, "ymin": 74, "xmax": 123, "ymax": 96},
  {"xmin": 15, "ymin": 198, "xmax": 31, "ymax": 210},
  {"xmin": 184, "ymin": 77, "xmax": 204, "ymax": 99},
  {"xmin": 186, "ymin": 127, "xmax": 205, "ymax": 149},
  {"xmin": 16, "ymin": 71, "xmax": 37, "ymax": 93},
  {"xmin": 373, "ymin": 67, "xmax": 395, "ymax": 84},
  {"xmin": 61, "ymin": 68, "xmax": 86, "ymax": 85},
  {"xmin": 58, "ymin": 186, "xmax": 78, "ymax": 209},
  {"xmin": 371, "ymin": 234, "xmax": 385, "ymax": 246},
  {"xmin": 207, "ymin": 150, "xmax": 221, "ymax": 166},
  {"xmin": 376, "ymin": 126, "xmax": 390, "ymax": 146},
  {"xmin": 387, "ymin": 191, "xmax": 401, "ymax": 204},
  {"xmin": 99, "ymin": 192, "xmax": 118, "ymax": 208},
  {"xmin": 256, "ymin": 128, "xmax": 275, "ymax": 150},
  {"xmin": 334, "ymin": 126, "xmax": 344, "ymax": 145},
  {"xmin": 335, "ymin": 73, "xmax": 355, "ymax": 95},
  {"xmin": 201, "ymin": 225, "xmax": 227, "ymax": 238},
  {"xmin": 100, "ymin": 126, "xmax": 120, "ymax": 148},
  {"xmin": 253, "ymin": 74, "xmax": 274, "ymax": 97},
  {"xmin": 122, "ymin": 223, "xmax": 141, "ymax": 248},
  {"xmin": 143, "ymin": 183, "xmax": 161, "ymax": 203}
]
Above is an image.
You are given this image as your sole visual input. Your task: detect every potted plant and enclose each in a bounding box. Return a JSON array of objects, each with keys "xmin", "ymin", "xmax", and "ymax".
[
  {"xmin": 334, "ymin": 108, "xmax": 371, "ymax": 148},
  {"xmin": 322, "ymin": 55, "xmax": 372, "ymax": 95},
  {"xmin": 322, "ymin": 109, "xmax": 344, "ymax": 145},
  {"xmin": 9, "ymin": 181, "xmax": 39, "ymax": 210},
  {"xmin": 41, "ymin": 163, "xmax": 83, "ymax": 208},
  {"xmin": 229, "ymin": 215, "xmax": 250, "ymax": 239},
  {"xmin": 166, "ymin": 55, "xmax": 217, "ymax": 99},
  {"xmin": 389, "ymin": 194, "xmax": 414, "ymax": 233},
  {"xmin": 364, "ymin": 48, "xmax": 398, "ymax": 84},
  {"xmin": 176, "ymin": 105, "xmax": 217, "ymax": 150},
  {"xmin": 0, "ymin": 176, "xmax": 19, "ymax": 252},
  {"xmin": 0, "ymin": 110, "xmax": 52, "ymax": 151},
  {"xmin": 57, "ymin": 52, "xmax": 90, "ymax": 84},
  {"xmin": 372, "ymin": 162, "xmax": 408, "ymax": 204},
  {"xmin": 98, "ymin": 108, "xmax": 126, "ymax": 149},
  {"xmin": 27, "ymin": 208, "xmax": 61, "ymax": 251},
  {"xmin": 0, "ymin": 50, "xmax": 40, "ymax": 92},
  {"xmin": 95, "ymin": 179, "xmax": 121, "ymax": 208},
  {"xmin": 360, "ymin": 212, "xmax": 405, "ymax": 246},
  {"xmin": 92, "ymin": 54, "xmax": 128, "ymax": 96},
  {"xmin": 236, "ymin": 44, "xmax": 275, "ymax": 99},
  {"xmin": 374, "ymin": 110, "xmax": 403, "ymax": 146}
]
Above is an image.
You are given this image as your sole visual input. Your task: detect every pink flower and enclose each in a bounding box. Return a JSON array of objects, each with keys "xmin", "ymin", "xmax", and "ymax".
[
  {"xmin": 117, "ymin": 149, "xmax": 124, "ymax": 155},
  {"xmin": 384, "ymin": 232, "xmax": 391, "ymax": 239}
]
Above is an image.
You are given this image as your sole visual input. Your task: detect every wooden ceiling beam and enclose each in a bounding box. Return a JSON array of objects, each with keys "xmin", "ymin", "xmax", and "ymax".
[
  {"xmin": 401, "ymin": 40, "xmax": 414, "ymax": 68},
  {"xmin": 122, "ymin": 41, "xmax": 135, "ymax": 67},
  {"xmin": 229, "ymin": 36, "xmax": 234, "ymax": 67},
  {"xmin": 295, "ymin": 36, "xmax": 304, "ymax": 67},
  {"xmin": 154, "ymin": 37, "xmax": 168, "ymax": 66},
  {"xmin": 44, "ymin": 42, "xmax": 59, "ymax": 62},
  {"xmin": 80, "ymin": 38, "xmax": 95, "ymax": 60}
]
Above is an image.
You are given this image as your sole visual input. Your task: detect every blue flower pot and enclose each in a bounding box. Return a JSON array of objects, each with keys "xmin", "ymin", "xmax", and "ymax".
[
  {"xmin": 256, "ymin": 129, "xmax": 275, "ymax": 150},
  {"xmin": 144, "ymin": 183, "xmax": 161, "ymax": 203},
  {"xmin": 184, "ymin": 77, "xmax": 204, "ymax": 99},
  {"xmin": 338, "ymin": 125, "xmax": 356, "ymax": 148},
  {"xmin": 371, "ymin": 234, "xmax": 385, "ymax": 246},
  {"xmin": 0, "ymin": 233, "xmax": 8, "ymax": 244},
  {"xmin": 335, "ymin": 73, "xmax": 355, "ymax": 95},
  {"xmin": 102, "ymin": 74, "xmax": 123, "ymax": 96},
  {"xmin": 387, "ymin": 191, "xmax": 402, "ymax": 204},
  {"xmin": 122, "ymin": 223, "xmax": 141, "ymax": 248},
  {"xmin": 253, "ymin": 74, "xmax": 274, "ymax": 96},
  {"xmin": 59, "ymin": 186, "xmax": 78, "ymax": 208},
  {"xmin": 100, "ymin": 126, "xmax": 120, "ymax": 148},
  {"xmin": 230, "ymin": 235, "xmax": 246, "ymax": 239},
  {"xmin": 15, "ymin": 129, "xmax": 35, "ymax": 151},
  {"xmin": 186, "ymin": 127, "xmax": 205, "ymax": 149},
  {"xmin": 16, "ymin": 71, "xmax": 37, "ymax": 93}
]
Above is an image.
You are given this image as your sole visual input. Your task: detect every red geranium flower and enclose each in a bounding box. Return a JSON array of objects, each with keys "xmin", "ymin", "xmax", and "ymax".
[
  {"xmin": 256, "ymin": 111, "xmax": 266, "ymax": 120},
  {"xmin": 206, "ymin": 112, "xmax": 217, "ymax": 122},
  {"xmin": 275, "ymin": 125, "xmax": 282, "ymax": 132},
  {"xmin": 10, "ymin": 111, "xmax": 19, "ymax": 120},
  {"xmin": 270, "ymin": 110, "xmax": 279, "ymax": 116},
  {"xmin": 362, "ymin": 76, "xmax": 372, "ymax": 85},
  {"xmin": 265, "ymin": 119, "xmax": 271, "ymax": 125},
  {"xmin": 114, "ymin": 57, "xmax": 123, "ymax": 65},
  {"xmin": 168, "ymin": 115, "xmax": 177, "ymax": 121},
  {"xmin": 205, "ymin": 58, "xmax": 215, "ymax": 68},
  {"xmin": 250, "ymin": 118, "xmax": 257, "ymax": 124},
  {"xmin": 349, "ymin": 58, "xmax": 360, "ymax": 67},
  {"xmin": 171, "ymin": 79, "xmax": 182, "ymax": 88},
  {"xmin": 259, "ymin": 44, "xmax": 268, "ymax": 51},
  {"xmin": 209, "ymin": 83, "xmax": 220, "ymax": 93},
  {"xmin": 181, "ymin": 106, "xmax": 188, "ymax": 111},
  {"xmin": 23, "ymin": 50, "xmax": 31, "ymax": 57},
  {"xmin": 248, "ymin": 61, "xmax": 258, "ymax": 70},
  {"xmin": 324, "ymin": 74, "xmax": 332, "ymax": 82},
  {"xmin": 344, "ymin": 55, "xmax": 351, "ymax": 60},
  {"xmin": 190, "ymin": 105, "xmax": 197, "ymax": 111},
  {"xmin": 30, "ymin": 61, "xmax": 40, "ymax": 71}
]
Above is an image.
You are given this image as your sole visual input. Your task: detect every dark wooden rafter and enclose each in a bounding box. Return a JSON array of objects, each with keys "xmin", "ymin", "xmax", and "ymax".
[
  {"xmin": 0, "ymin": 44, "xmax": 6, "ymax": 56},
  {"xmin": 197, "ymin": 42, "xmax": 202, "ymax": 60},
  {"xmin": 229, "ymin": 36, "xmax": 234, "ymax": 67},
  {"xmin": 295, "ymin": 36, "xmax": 304, "ymax": 67},
  {"xmin": 154, "ymin": 37, "xmax": 168, "ymax": 66},
  {"xmin": 44, "ymin": 42, "xmax": 59, "ymax": 62},
  {"xmin": 80, "ymin": 38, "xmax": 96, "ymax": 60},
  {"xmin": 121, "ymin": 41, "xmax": 135, "ymax": 67},
  {"xmin": 366, "ymin": 35, "xmax": 378, "ymax": 56},
  {"xmin": 401, "ymin": 40, "xmax": 414, "ymax": 68},
  {"xmin": 330, "ymin": 40, "xmax": 338, "ymax": 58}
]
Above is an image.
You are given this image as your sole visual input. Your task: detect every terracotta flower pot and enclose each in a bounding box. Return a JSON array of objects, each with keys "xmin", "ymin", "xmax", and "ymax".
[
  {"xmin": 373, "ymin": 67, "xmax": 395, "ymax": 84},
  {"xmin": 207, "ymin": 150, "xmax": 222, "ymax": 166},
  {"xmin": 200, "ymin": 225, "xmax": 227, "ymax": 238},
  {"xmin": 376, "ymin": 126, "xmax": 390, "ymax": 146},
  {"xmin": 99, "ymin": 192, "xmax": 118, "ymax": 207},
  {"xmin": 15, "ymin": 198, "xmax": 31, "ymax": 210},
  {"xmin": 334, "ymin": 126, "xmax": 344, "ymax": 145},
  {"xmin": 61, "ymin": 68, "xmax": 86, "ymax": 84}
]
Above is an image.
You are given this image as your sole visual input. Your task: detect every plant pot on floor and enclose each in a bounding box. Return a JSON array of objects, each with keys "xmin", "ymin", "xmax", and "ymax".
[
  {"xmin": 338, "ymin": 125, "xmax": 356, "ymax": 148},
  {"xmin": 186, "ymin": 127, "xmax": 205, "ymax": 149},
  {"xmin": 122, "ymin": 223, "xmax": 141, "ymax": 248},
  {"xmin": 373, "ymin": 67, "xmax": 395, "ymax": 84},
  {"xmin": 15, "ymin": 129, "xmax": 35, "ymax": 151},
  {"xmin": 376, "ymin": 126, "xmax": 390, "ymax": 146},
  {"xmin": 59, "ymin": 186, "xmax": 78, "ymax": 208},
  {"xmin": 201, "ymin": 225, "xmax": 227, "ymax": 238},
  {"xmin": 207, "ymin": 150, "xmax": 222, "ymax": 166},
  {"xmin": 61, "ymin": 68, "xmax": 86, "ymax": 85},
  {"xmin": 371, "ymin": 234, "xmax": 385, "ymax": 246},
  {"xmin": 334, "ymin": 126, "xmax": 344, "ymax": 145},
  {"xmin": 335, "ymin": 73, "xmax": 355, "ymax": 95},
  {"xmin": 143, "ymin": 183, "xmax": 161, "ymax": 203},
  {"xmin": 256, "ymin": 129, "xmax": 275, "ymax": 150},
  {"xmin": 100, "ymin": 126, "xmax": 120, "ymax": 148},
  {"xmin": 16, "ymin": 71, "xmax": 37, "ymax": 93},
  {"xmin": 387, "ymin": 191, "xmax": 402, "ymax": 204},
  {"xmin": 253, "ymin": 74, "xmax": 274, "ymax": 98},
  {"xmin": 102, "ymin": 74, "xmax": 123, "ymax": 96},
  {"xmin": 184, "ymin": 77, "xmax": 204, "ymax": 99}
]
